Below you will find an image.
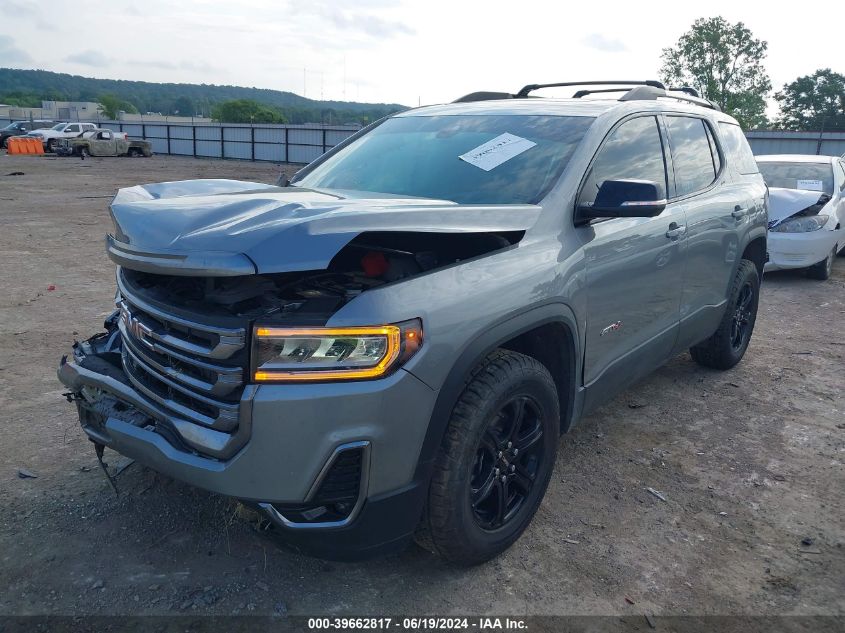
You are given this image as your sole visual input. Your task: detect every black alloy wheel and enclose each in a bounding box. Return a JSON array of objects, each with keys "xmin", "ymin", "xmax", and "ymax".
[
  {"xmin": 470, "ymin": 395, "xmax": 545, "ymax": 531},
  {"xmin": 730, "ymin": 281, "xmax": 754, "ymax": 351}
]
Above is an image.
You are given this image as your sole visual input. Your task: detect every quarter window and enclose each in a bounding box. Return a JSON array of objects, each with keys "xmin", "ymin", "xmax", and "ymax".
[
  {"xmin": 666, "ymin": 116, "xmax": 718, "ymax": 197},
  {"xmin": 718, "ymin": 122, "xmax": 758, "ymax": 174},
  {"xmin": 578, "ymin": 116, "xmax": 667, "ymax": 208},
  {"xmin": 704, "ymin": 122, "xmax": 722, "ymax": 175}
]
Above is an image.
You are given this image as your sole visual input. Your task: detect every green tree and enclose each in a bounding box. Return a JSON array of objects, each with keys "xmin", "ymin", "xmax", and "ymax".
[
  {"xmin": 660, "ymin": 17, "xmax": 771, "ymax": 129},
  {"xmin": 774, "ymin": 69, "xmax": 845, "ymax": 131},
  {"xmin": 172, "ymin": 96, "xmax": 195, "ymax": 116},
  {"xmin": 211, "ymin": 99, "xmax": 288, "ymax": 124},
  {"xmin": 97, "ymin": 93, "xmax": 138, "ymax": 119}
]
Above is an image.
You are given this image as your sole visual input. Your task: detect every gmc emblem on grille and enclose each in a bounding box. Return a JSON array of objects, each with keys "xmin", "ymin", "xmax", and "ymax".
[{"xmin": 120, "ymin": 303, "xmax": 154, "ymax": 349}]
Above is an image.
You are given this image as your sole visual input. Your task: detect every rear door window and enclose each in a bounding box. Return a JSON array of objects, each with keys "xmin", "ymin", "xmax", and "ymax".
[
  {"xmin": 666, "ymin": 116, "xmax": 718, "ymax": 196},
  {"xmin": 578, "ymin": 115, "xmax": 668, "ymax": 207},
  {"xmin": 718, "ymin": 123, "xmax": 758, "ymax": 174}
]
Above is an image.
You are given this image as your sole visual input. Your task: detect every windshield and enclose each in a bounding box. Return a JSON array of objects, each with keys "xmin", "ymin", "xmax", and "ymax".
[
  {"xmin": 51, "ymin": 123, "xmax": 66, "ymax": 130},
  {"xmin": 757, "ymin": 161, "xmax": 834, "ymax": 195},
  {"xmin": 294, "ymin": 114, "xmax": 595, "ymax": 204}
]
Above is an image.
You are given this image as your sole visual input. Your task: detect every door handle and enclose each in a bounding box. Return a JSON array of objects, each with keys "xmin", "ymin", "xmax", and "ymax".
[
  {"xmin": 731, "ymin": 205, "xmax": 747, "ymax": 219},
  {"xmin": 665, "ymin": 223, "xmax": 687, "ymax": 239}
]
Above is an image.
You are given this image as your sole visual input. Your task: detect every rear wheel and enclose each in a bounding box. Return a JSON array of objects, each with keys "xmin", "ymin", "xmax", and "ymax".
[
  {"xmin": 807, "ymin": 246, "xmax": 836, "ymax": 280},
  {"xmin": 418, "ymin": 350, "xmax": 559, "ymax": 566},
  {"xmin": 690, "ymin": 259, "xmax": 759, "ymax": 370}
]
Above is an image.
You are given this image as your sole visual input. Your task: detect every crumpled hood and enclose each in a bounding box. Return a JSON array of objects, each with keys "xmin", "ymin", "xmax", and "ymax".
[
  {"xmin": 108, "ymin": 179, "xmax": 541, "ymax": 275},
  {"xmin": 767, "ymin": 187, "xmax": 829, "ymax": 225}
]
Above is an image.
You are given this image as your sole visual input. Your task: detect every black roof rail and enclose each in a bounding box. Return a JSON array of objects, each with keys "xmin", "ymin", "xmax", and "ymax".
[
  {"xmin": 668, "ymin": 86, "xmax": 700, "ymax": 98},
  {"xmin": 572, "ymin": 87, "xmax": 638, "ymax": 98},
  {"xmin": 619, "ymin": 85, "xmax": 720, "ymax": 111},
  {"xmin": 453, "ymin": 82, "xmax": 720, "ymax": 110},
  {"xmin": 452, "ymin": 91, "xmax": 513, "ymax": 103},
  {"xmin": 516, "ymin": 80, "xmax": 664, "ymax": 98}
]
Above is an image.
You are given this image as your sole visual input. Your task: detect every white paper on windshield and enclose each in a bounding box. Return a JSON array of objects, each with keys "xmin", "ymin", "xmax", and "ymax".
[
  {"xmin": 796, "ymin": 179, "xmax": 824, "ymax": 191},
  {"xmin": 459, "ymin": 133, "xmax": 537, "ymax": 172}
]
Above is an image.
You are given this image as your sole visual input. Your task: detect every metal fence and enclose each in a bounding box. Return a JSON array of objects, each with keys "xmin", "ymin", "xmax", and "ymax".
[
  {"xmin": 3, "ymin": 117, "xmax": 844, "ymax": 162},
  {"xmin": 745, "ymin": 130, "xmax": 845, "ymax": 157},
  {"xmin": 0, "ymin": 118, "xmax": 359, "ymax": 164}
]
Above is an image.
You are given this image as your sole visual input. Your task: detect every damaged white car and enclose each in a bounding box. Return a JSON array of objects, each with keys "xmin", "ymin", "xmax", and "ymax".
[{"xmin": 757, "ymin": 154, "xmax": 845, "ymax": 280}]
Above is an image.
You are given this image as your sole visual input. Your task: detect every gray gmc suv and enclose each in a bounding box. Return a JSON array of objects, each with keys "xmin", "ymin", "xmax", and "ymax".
[{"xmin": 58, "ymin": 80, "xmax": 767, "ymax": 565}]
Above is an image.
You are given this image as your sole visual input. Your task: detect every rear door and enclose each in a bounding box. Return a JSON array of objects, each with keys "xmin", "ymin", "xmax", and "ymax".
[
  {"xmin": 577, "ymin": 114, "xmax": 687, "ymax": 411},
  {"xmin": 663, "ymin": 115, "xmax": 738, "ymax": 350}
]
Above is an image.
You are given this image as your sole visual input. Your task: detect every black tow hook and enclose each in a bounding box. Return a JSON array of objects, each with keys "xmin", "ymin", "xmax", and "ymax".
[{"xmin": 93, "ymin": 441, "xmax": 120, "ymax": 497}]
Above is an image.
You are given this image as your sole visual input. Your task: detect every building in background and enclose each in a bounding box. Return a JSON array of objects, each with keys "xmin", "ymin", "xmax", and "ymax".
[{"xmin": 41, "ymin": 101, "xmax": 101, "ymax": 121}]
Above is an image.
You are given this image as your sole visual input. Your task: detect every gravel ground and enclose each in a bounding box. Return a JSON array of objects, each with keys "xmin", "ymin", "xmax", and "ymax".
[{"xmin": 0, "ymin": 154, "xmax": 843, "ymax": 620}]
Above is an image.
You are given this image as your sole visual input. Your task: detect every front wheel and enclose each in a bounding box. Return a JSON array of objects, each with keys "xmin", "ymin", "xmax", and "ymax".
[
  {"xmin": 807, "ymin": 246, "xmax": 836, "ymax": 280},
  {"xmin": 418, "ymin": 350, "xmax": 559, "ymax": 565},
  {"xmin": 690, "ymin": 259, "xmax": 760, "ymax": 370},
  {"xmin": 46, "ymin": 139, "xmax": 56, "ymax": 152}
]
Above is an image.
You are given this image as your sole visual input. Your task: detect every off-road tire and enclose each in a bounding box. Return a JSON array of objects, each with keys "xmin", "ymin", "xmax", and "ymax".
[
  {"xmin": 807, "ymin": 246, "xmax": 836, "ymax": 280},
  {"xmin": 690, "ymin": 259, "xmax": 759, "ymax": 370},
  {"xmin": 46, "ymin": 139, "xmax": 56, "ymax": 153},
  {"xmin": 417, "ymin": 350, "xmax": 559, "ymax": 566}
]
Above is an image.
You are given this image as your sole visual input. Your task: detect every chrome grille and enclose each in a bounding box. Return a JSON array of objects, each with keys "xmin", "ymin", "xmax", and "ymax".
[{"xmin": 116, "ymin": 276, "xmax": 248, "ymax": 452}]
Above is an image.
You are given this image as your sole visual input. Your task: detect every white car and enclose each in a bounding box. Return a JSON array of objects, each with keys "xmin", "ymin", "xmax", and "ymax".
[
  {"xmin": 30, "ymin": 122, "xmax": 98, "ymax": 152},
  {"xmin": 757, "ymin": 154, "xmax": 845, "ymax": 280}
]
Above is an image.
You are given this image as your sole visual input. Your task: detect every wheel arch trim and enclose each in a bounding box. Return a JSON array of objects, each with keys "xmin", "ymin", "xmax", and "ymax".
[{"xmin": 412, "ymin": 301, "xmax": 581, "ymax": 484}]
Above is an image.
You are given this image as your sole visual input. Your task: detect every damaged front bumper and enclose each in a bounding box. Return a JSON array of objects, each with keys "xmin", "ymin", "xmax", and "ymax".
[
  {"xmin": 764, "ymin": 230, "xmax": 839, "ymax": 271},
  {"xmin": 58, "ymin": 319, "xmax": 437, "ymax": 559}
]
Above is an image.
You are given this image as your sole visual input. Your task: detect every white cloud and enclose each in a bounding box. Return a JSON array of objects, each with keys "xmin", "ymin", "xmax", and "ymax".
[
  {"xmin": 2, "ymin": 0, "xmax": 843, "ymax": 111},
  {"xmin": 64, "ymin": 50, "xmax": 111, "ymax": 67},
  {"xmin": 582, "ymin": 33, "xmax": 627, "ymax": 53},
  {"xmin": 0, "ymin": 35, "xmax": 32, "ymax": 64}
]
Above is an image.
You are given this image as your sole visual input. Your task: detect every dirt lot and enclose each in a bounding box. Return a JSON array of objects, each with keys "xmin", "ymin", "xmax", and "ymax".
[{"xmin": 0, "ymin": 154, "xmax": 843, "ymax": 620}]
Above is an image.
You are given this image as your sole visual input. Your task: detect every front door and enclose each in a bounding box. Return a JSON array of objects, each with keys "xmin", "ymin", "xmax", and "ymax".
[
  {"xmin": 576, "ymin": 114, "xmax": 686, "ymax": 411},
  {"xmin": 89, "ymin": 131, "xmax": 116, "ymax": 156}
]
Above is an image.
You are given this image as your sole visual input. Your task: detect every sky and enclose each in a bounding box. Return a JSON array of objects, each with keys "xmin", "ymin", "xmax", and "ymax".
[{"xmin": 0, "ymin": 0, "xmax": 843, "ymax": 115}]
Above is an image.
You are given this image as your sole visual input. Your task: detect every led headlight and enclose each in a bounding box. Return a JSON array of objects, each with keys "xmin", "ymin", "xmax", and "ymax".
[
  {"xmin": 252, "ymin": 319, "xmax": 422, "ymax": 382},
  {"xmin": 771, "ymin": 215, "xmax": 829, "ymax": 233}
]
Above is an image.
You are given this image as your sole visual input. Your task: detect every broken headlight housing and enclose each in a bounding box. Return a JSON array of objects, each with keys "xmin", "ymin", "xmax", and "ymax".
[
  {"xmin": 252, "ymin": 319, "xmax": 422, "ymax": 382},
  {"xmin": 771, "ymin": 215, "xmax": 829, "ymax": 233}
]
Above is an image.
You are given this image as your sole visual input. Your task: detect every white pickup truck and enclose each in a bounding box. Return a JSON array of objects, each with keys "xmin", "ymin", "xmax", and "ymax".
[{"xmin": 31, "ymin": 122, "xmax": 98, "ymax": 152}]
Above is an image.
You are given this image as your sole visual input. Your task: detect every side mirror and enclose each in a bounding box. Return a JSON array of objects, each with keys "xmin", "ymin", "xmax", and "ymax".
[{"xmin": 578, "ymin": 179, "xmax": 666, "ymax": 219}]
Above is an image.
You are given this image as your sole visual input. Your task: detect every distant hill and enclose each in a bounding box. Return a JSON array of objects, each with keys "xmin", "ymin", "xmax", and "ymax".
[{"xmin": 0, "ymin": 68, "xmax": 406, "ymax": 124}]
